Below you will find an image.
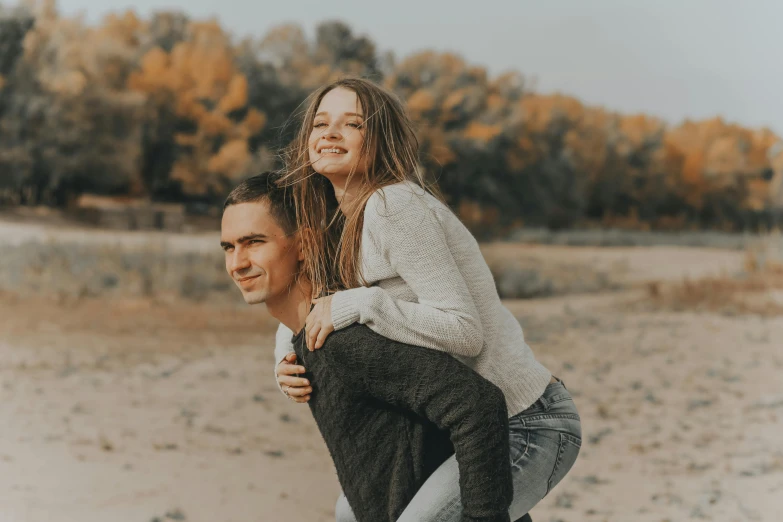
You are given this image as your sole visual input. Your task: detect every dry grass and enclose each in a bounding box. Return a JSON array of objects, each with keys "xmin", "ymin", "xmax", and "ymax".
[
  {"xmin": 0, "ymin": 291, "xmax": 279, "ymax": 359},
  {"xmin": 645, "ymin": 231, "xmax": 783, "ymax": 316}
]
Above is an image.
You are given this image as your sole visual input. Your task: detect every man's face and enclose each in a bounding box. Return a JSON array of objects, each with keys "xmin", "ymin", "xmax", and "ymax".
[{"xmin": 220, "ymin": 200, "xmax": 302, "ymax": 305}]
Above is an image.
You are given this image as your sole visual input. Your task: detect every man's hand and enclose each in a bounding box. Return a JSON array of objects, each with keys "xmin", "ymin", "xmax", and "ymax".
[
  {"xmin": 305, "ymin": 294, "xmax": 334, "ymax": 351},
  {"xmin": 275, "ymin": 353, "xmax": 312, "ymax": 403}
]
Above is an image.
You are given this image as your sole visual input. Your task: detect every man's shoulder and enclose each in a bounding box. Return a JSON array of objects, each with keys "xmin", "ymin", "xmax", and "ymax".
[
  {"xmin": 324, "ymin": 323, "xmax": 380, "ymax": 347},
  {"xmin": 318, "ymin": 324, "xmax": 409, "ymax": 368},
  {"xmin": 324, "ymin": 324, "xmax": 444, "ymax": 366},
  {"xmin": 310, "ymin": 325, "xmax": 387, "ymax": 381}
]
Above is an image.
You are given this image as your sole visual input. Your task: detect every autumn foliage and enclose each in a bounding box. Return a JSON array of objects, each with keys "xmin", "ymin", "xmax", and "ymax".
[{"xmin": 1, "ymin": 1, "xmax": 781, "ymax": 233}]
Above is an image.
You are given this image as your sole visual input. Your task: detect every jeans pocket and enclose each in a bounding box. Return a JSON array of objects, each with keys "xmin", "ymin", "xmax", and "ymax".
[
  {"xmin": 508, "ymin": 420, "xmax": 529, "ymax": 466},
  {"xmin": 545, "ymin": 432, "xmax": 581, "ymax": 496}
]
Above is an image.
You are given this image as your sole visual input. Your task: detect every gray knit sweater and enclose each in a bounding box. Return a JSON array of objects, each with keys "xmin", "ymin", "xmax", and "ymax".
[
  {"xmin": 276, "ymin": 181, "xmax": 552, "ymax": 416},
  {"xmin": 293, "ymin": 323, "xmax": 512, "ymax": 522}
]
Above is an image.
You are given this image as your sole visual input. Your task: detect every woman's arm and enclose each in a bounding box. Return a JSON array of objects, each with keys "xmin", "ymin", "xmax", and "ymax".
[{"xmin": 330, "ymin": 187, "xmax": 484, "ymax": 357}]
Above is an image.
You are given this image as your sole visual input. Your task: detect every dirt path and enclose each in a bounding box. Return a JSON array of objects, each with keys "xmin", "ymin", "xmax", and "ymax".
[{"xmin": 1, "ymin": 250, "xmax": 782, "ymax": 521}]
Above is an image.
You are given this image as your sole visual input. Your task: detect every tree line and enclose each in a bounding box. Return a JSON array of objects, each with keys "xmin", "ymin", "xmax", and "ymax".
[{"xmin": 1, "ymin": 1, "xmax": 781, "ymax": 234}]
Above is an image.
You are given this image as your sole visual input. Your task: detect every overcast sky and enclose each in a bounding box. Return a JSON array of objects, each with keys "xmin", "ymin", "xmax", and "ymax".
[{"xmin": 49, "ymin": 0, "xmax": 782, "ymax": 134}]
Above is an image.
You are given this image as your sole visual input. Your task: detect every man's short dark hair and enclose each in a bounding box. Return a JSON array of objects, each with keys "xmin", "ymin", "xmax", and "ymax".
[{"xmin": 223, "ymin": 172, "xmax": 297, "ymax": 235}]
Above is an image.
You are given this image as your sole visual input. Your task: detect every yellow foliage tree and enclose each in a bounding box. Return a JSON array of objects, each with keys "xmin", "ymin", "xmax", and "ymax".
[{"xmin": 128, "ymin": 22, "xmax": 270, "ymax": 197}]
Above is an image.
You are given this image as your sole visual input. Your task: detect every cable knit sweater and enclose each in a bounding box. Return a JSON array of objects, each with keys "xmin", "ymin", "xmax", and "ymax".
[
  {"xmin": 275, "ymin": 181, "xmax": 552, "ymax": 416},
  {"xmin": 292, "ymin": 323, "xmax": 512, "ymax": 522}
]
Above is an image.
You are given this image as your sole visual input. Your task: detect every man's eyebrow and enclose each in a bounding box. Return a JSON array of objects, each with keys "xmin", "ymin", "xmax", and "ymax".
[
  {"xmin": 237, "ymin": 233, "xmax": 268, "ymax": 243},
  {"xmin": 220, "ymin": 233, "xmax": 268, "ymax": 248}
]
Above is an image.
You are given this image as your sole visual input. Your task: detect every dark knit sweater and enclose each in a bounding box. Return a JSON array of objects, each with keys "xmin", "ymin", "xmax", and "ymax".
[{"xmin": 292, "ymin": 323, "xmax": 512, "ymax": 522}]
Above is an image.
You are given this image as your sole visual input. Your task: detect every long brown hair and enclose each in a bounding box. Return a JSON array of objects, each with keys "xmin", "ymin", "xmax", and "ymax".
[{"xmin": 278, "ymin": 77, "xmax": 442, "ymax": 296}]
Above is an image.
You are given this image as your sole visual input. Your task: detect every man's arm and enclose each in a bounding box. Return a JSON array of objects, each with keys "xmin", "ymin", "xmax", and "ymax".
[
  {"xmin": 323, "ymin": 325, "xmax": 512, "ymax": 522},
  {"xmin": 274, "ymin": 322, "xmax": 296, "ymax": 366}
]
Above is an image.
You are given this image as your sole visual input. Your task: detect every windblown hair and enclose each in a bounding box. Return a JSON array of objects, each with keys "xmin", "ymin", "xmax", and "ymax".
[{"xmin": 278, "ymin": 77, "xmax": 442, "ymax": 296}]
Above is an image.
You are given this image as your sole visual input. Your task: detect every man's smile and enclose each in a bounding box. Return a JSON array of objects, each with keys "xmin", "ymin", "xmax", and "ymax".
[{"xmin": 237, "ymin": 274, "xmax": 261, "ymax": 286}]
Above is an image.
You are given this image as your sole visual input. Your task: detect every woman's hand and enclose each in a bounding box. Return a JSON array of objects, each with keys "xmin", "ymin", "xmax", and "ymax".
[
  {"xmin": 305, "ymin": 295, "xmax": 334, "ymax": 351},
  {"xmin": 275, "ymin": 353, "xmax": 312, "ymax": 403}
]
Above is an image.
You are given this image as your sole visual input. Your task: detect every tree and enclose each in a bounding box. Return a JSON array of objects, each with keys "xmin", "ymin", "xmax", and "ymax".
[
  {"xmin": 1, "ymin": 7, "xmax": 781, "ymax": 231},
  {"xmin": 128, "ymin": 21, "xmax": 272, "ymax": 200},
  {"xmin": 0, "ymin": 4, "xmax": 144, "ymax": 204},
  {"xmin": 314, "ymin": 21, "xmax": 380, "ymax": 80}
]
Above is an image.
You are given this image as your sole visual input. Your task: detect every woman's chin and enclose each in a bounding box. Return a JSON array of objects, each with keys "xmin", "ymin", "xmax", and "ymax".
[{"xmin": 314, "ymin": 166, "xmax": 350, "ymax": 179}]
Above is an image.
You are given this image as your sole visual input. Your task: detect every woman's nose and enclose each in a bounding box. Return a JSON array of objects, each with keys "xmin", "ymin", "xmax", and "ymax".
[{"xmin": 323, "ymin": 124, "xmax": 342, "ymax": 140}]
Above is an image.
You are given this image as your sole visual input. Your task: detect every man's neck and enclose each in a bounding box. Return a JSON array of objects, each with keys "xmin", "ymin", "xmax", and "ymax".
[{"xmin": 265, "ymin": 280, "xmax": 312, "ymax": 334}]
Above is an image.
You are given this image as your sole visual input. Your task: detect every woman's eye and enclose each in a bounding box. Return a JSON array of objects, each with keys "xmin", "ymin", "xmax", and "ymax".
[
  {"xmin": 313, "ymin": 122, "xmax": 327, "ymax": 128},
  {"xmin": 347, "ymin": 122, "xmax": 363, "ymax": 129}
]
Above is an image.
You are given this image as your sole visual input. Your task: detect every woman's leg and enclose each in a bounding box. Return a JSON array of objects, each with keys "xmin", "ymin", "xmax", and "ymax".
[
  {"xmin": 395, "ymin": 454, "xmax": 463, "ymax": 522},
  {"xmin": 397, "ymin": 380, "xmax": 581, "ymax": 522},
  {"xmin": 506, "ymin": 379, "xmax": 581, "ymax": 519},
  {"xmin": 334, "ymin": 493, "xmax": 358, "ymax": 522}
]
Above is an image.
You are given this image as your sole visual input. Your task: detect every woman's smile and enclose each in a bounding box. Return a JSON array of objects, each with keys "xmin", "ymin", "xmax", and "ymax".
[{"xmin": 319, "ymin": 146, "xmax": 347, "ymax": 155}]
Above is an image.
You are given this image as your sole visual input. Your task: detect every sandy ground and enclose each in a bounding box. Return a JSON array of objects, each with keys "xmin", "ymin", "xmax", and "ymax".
[{"xmin": 1, "ymin": 246, "xmax": 782, "ymax": 522}]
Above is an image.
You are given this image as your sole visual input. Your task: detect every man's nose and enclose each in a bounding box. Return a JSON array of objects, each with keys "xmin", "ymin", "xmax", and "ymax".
[{"xmin": 229, "ymin": 248, "xmax": 251, "ymax": 274}]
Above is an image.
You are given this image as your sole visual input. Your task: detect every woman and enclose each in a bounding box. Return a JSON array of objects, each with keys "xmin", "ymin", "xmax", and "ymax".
[{"xmin": 274, "ymin": 78, "xmax": 581, "ymax": 521}]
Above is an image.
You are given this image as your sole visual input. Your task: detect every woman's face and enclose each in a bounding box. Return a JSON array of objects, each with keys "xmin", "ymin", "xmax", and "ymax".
[{"xmin": 308, "ymin": 87, "xmax": 368, "ymax": 181}]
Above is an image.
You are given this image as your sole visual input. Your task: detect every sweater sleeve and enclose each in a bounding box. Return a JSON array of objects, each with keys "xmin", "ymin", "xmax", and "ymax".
[
  {"xmin": 273, "ymin": 322, "xmax": 296, "ymax": 396},
  {"xmin": 330, "ymin": 186, "xmax": 484, "ymax": 357},
  {"xmin": 324, "ymin": 326, "xmax": 512, "ymax": 522}
]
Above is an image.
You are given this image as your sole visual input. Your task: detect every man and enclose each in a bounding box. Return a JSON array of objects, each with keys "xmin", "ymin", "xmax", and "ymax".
[{"xmin": 221, "ymin": 172, "xmax": 529, "ymax": 522}]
